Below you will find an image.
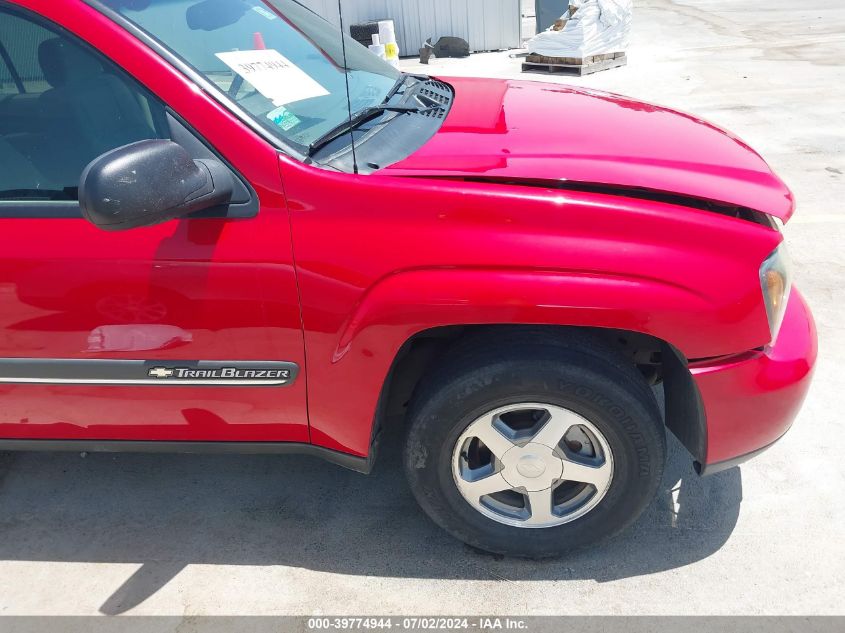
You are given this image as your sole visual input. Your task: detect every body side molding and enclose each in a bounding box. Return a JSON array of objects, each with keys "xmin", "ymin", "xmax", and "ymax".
[{"xmin": 0, "ymin": 359, "xmax": 299, "ymax": 386}]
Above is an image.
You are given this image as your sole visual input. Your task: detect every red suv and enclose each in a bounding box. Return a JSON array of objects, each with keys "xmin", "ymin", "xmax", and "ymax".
[{"xmin": 0, "ymin": 0, "xmax": 816, "ymax": 557}]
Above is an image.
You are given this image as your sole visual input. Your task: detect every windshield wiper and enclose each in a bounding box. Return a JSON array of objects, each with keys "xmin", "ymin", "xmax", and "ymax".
[
  {"xmin": 307, "ymin": 102, "xmax": 442, "ymax": 156},
  {"xmin": 381, "ymin": 72, "xmax": 428, "ymax": 105},
  {"xmin": 382, "ymin": 73, "xmax": 409, "ymax": 104}
]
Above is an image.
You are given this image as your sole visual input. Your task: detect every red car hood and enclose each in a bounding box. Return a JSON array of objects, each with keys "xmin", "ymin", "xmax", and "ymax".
[{"xmin": 386, "ymin": 77, "xmax": 794, "ymax": 221}]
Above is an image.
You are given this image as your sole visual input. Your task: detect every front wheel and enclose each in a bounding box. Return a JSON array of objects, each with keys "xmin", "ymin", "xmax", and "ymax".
[{"xmin": 403, "ymin": 336, "xmax": 666, "ymax": 558}]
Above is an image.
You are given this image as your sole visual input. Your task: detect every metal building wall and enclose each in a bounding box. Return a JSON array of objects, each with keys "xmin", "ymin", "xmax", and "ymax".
[{"xmin": 298, "ymin": 0, "xmax": 521, "ymax": 57}]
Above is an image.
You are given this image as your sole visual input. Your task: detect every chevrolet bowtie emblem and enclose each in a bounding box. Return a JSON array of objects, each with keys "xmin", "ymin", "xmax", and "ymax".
[{"xmin": 148, "ymin": 367, "xmax": 174, "ymax": 378}]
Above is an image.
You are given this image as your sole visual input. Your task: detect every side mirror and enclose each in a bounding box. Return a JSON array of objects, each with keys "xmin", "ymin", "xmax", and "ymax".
[{"xmin": 79, "ymin": 139, "xmax": 234, "ymax": 231}]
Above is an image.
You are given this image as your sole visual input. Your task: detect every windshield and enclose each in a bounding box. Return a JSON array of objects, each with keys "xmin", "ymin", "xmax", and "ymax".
[{"xmin": 99, "ymin": 0, "xmax": 400, "ymax": 152}]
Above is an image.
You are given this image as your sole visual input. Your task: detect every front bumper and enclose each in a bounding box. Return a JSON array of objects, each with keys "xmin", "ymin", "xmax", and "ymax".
[{"xmin": 691, "ymin": 289, "xmax": 817, "ymax": 475}]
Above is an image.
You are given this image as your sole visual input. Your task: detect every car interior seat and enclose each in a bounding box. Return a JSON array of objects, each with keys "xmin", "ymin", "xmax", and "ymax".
[
  {"xmin": 17, "ymin": 37, "xmax": 158, "ymax": 196},
  {"xmin": 40, "ymin": 37, "xmax": 158, "ymax": 177}
]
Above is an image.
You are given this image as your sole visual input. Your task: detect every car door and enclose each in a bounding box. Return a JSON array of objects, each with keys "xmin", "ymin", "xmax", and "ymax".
[{"xmin": 0, "ymin": 2, "xmax": 309, "ymax": 444}]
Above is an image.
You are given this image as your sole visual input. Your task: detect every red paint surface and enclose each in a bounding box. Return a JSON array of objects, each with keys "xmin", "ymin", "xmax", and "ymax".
[
  {"xmin": 691, "ymin": 290, "xmax": 817, "ymax": 465},
  {"xmin": 388, "ymin": 77, "xmax": 796, "ymax": 221},
  {"xmin": 282, "ymin": 158, "xmax": 783, "ymax": 455},
  {"xmin": 1, "ymin": 0, "xmax": 816, "ymax": 471},
  {"xmin": 1, "ymin": 0, "xmax": 309, "ymax": 442}
]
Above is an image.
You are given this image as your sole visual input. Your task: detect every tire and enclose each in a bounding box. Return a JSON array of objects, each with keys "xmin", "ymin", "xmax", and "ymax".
[{"xmin": 403, "ymin": 331, "xmax": 665, "ymax": 558}]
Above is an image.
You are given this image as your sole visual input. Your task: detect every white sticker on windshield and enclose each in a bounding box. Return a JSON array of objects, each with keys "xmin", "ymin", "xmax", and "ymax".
[{"xmin": 215, "ymin": 49, "xmax": 329, "ymax": 106}]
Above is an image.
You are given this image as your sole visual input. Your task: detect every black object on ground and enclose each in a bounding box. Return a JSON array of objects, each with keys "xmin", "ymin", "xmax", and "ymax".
[
  {"xmin": 349, "ymin": 20, "xmax": 383, "ymax": 48},
  {"xmin": 419, "ymin": 38, "xmax": 435, "ymax": 64},
  {"xmin": 433, "ymin": 36, "xmax": 470, "ymax": 58}
]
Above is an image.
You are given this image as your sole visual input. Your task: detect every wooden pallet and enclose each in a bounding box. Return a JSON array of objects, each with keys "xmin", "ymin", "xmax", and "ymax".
[{"xmin": 522, "ymin": 52, "xmax": 627, "ymax": 76}]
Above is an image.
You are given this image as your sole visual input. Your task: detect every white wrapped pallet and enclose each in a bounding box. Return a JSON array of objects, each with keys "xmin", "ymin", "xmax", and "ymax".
[{"xmin": 527, "ymin": 0, "xmax": 632, "ymax": 59}]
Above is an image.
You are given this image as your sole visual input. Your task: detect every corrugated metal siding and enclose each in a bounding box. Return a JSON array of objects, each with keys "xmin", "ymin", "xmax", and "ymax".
[{"xmin": 298, "ymin": 0, "xmax": 521, "ymax": 56}]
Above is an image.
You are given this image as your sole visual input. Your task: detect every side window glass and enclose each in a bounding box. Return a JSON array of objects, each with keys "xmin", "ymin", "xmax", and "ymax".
[
  {"xmin": 0, "ymin": 44, "xmax": 16, "ymax": 95},
  {"xmin": 0, "ymin": 9, "xmax": 168, "ymax": 202}
]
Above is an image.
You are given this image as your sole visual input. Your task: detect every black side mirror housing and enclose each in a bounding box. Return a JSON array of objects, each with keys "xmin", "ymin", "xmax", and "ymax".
[{"xmin": 79, "ymin": 139, "xmax": 234, "ymax": 231}]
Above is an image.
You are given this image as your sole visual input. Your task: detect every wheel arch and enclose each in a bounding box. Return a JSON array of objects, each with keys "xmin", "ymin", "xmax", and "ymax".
[{"xmin": 373, "ymin": 323, "xmax": 708, "ymax": 469}]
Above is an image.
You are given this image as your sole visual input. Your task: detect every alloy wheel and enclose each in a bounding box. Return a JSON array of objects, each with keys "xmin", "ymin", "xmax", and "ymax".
[{"xmin": 451, "ymin": 402, "xmax": 614, "ymax": 528}]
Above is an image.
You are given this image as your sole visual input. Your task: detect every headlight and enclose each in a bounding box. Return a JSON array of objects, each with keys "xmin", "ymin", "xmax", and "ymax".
[{"xmin": 759, "ymin": 242, "xmax": 792, "ymax": 344}]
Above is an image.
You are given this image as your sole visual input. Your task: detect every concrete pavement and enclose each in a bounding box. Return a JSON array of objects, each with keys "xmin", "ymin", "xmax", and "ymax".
[{"xmin": 0, "ymin": 0, "xmax": 843, "ymax": 617}]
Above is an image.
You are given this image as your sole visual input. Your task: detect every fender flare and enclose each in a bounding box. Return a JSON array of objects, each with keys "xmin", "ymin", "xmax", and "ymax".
[
  {"xmin": 307, "ymin": 267, "xmax": 728, "ymax": 456},
  {"xmin": 335, "ymin": 268, "xmax": 717, "ymax": 362}
]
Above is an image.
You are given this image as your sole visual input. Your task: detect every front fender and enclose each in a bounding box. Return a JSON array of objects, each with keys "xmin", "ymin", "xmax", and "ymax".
[{"xmin": 282, "ymin": 157, "xmax": 779, "ymax": 458}]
